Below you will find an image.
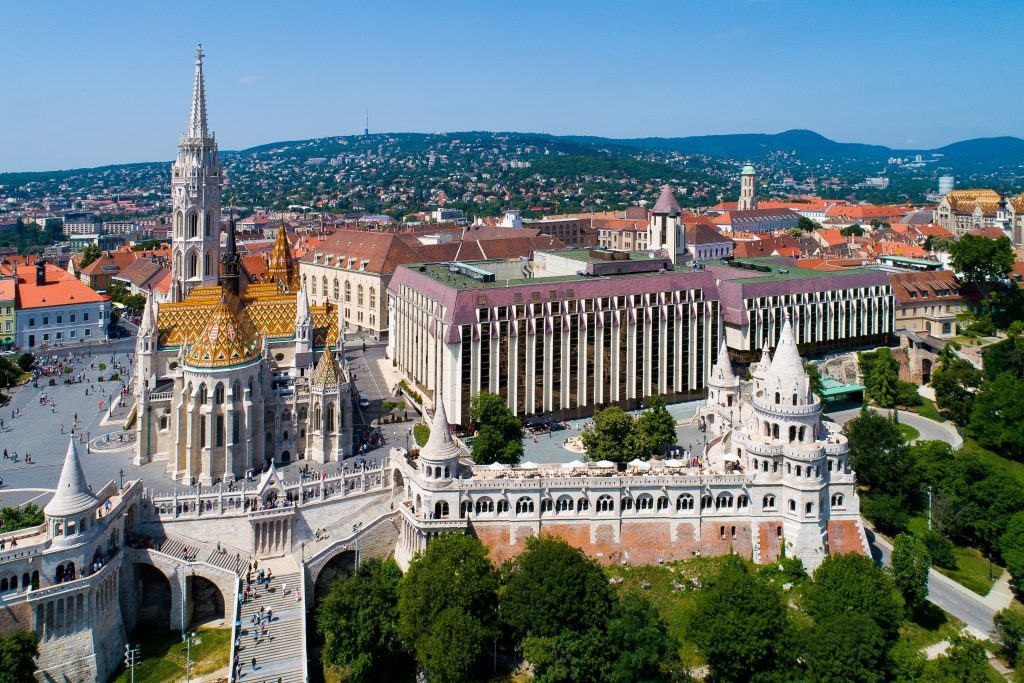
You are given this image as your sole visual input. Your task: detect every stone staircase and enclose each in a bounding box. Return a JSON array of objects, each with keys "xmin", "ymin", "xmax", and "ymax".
[
  {"xmin": 300, "ymin": 492, "xmax": 394, "ymax": 563},
  {"xmin": 235, "ymin": 570, "xmax": 304, "ymax": 683},
  {"xmin": 205, "ymin": 548, "xmax": 250, "ymax": 575}
]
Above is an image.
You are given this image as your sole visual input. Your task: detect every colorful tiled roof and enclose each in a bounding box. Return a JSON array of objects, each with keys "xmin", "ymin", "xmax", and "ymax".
[
  {"xmin": 265, "ymin": 223, "xmax": 299, "ymax": 291},
  {"xmin": 185, "ymin": 296, "xmax": 262, "ymax": 368},
  {"xmin": 311, "ymin": 347, "xmax": 341, "ymax": 387}
]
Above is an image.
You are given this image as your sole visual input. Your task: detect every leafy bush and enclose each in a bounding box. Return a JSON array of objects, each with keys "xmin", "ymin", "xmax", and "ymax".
[
  {"xmin": 861, "ymin": 494, "xmax": 909, "ymax": 535},
  {"xmin": 920, "ymin": 531, "xmax": 956, "ymax": 570},
  {"xmin": 397, "ymin": 380, "xmax": 421, "ymax": 404},
  {"xmin": 413, "ymin": 423, "xmax": 430, "ymax": 447}
]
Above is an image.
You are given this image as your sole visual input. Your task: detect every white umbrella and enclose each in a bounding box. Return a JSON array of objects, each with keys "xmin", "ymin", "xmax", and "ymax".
[
  {"xmin": 487, "ymin": 462, "xmax": 509, "ymax": 470},
  {"xmin": 593, "ymin": 460, "xmax": 615, "ymax": 468},
  {"xmin": 519, "ymin": 461, "xmax": 539, "ymax": 470},
  {"xmin": 561, "ymin": 459, "xmax": 586, "ymax": 470},
  {"xmin": 664, "ymin": 459, "xmax": 684, "ymax": 468},
  {"xmin": 628, "ymin": 458, "xmax": 651, "ymax": 469}
]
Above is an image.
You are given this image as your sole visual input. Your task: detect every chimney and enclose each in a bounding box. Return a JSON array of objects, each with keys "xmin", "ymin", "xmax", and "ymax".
[{"xmin": 35, "ymin": 259, "xmax": 46, "ymax": 287}]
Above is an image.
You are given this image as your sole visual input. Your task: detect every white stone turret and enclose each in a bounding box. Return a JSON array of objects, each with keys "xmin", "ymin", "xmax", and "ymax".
[
  {"xmin": 708, "ymin": 339, "xmax": 739, "ymax": 407},
  {"xmin": 45, "ymin": 440, "xmax": 99, "ymax": 546},
  {"xmin": 294, "ymin": 289, "xmax": 313, "ymax": 367},
  {"xmin": 648, "ymin": 185, "xmax": 683, "ymax": 263},
  {"xmin": 418, "ymin": 388, "xmax": 461, "ymax": 481}
]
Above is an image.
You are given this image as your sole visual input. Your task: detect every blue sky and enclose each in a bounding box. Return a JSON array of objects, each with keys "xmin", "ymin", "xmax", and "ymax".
[{"xmin": 1, "ymin": 0, "xmax": 1021, "ymax": 172}]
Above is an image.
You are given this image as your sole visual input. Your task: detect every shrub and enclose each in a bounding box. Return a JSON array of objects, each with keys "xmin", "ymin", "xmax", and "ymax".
[
  {"xmin": 862, "ymin": 494, "xmax": 909, "ymax": 535},
  {"xmin": 413, "ymin": 423, "xmax": 430, "ymax": 447},
  {"xmin": 920, "ymin": 530, "xmax": 956, "ymax": 570}
]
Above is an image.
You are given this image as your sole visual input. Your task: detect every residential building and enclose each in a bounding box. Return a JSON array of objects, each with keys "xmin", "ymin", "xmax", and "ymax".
[
  {"xmin": 888, "ymin": 270, "xmax": 965, "ymax": 339},
  {"xmin": 711, "ymin": 208, "xmax": 801, "ymax": 235},
  {"xmin": 14, "ymin": 260, "xmax": 111, "ymax": 348},
  {"xmin": 78, "ymin": 251, "xmax": 139, "ymax": 291},
  {"xmin": 0, "ymin": 278, "xmax": 14, "ymax": 347},
  {"xmin": 935, "ymin": 189, "xmax": 1024, "ymax": 241},
  {"xmin": 62, "ymin": 214, "xmax": 101, "ymax": 236}
]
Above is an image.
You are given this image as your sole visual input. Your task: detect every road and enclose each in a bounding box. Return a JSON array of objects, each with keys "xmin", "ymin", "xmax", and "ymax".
[
  {"xmin": 867, "ymin": 529, "xmax": 995, "ymax": 636},
  {"xmin": 825, "ymin": 403, "xmax": 963, "ymax": 448}
]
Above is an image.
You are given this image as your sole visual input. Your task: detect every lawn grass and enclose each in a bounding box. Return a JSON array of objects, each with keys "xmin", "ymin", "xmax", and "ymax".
[
  {"xmin": 897, "ymin": 422, "xmax": 921, "ymax": 442},
  {"xmin": 899, "ymin": 603, "xmax": 963, "ymax": 651},
  {"xmin": 108, "ymin": 625, "xmax": 231, "ymax": 683},
  {"xmin": 934, "ymin": 546, "xmax": 1003, "ymax": 596},
  {"xmin": 911, "ymin": 397, "xmax": 945, "ymax": 423},
  {"xmin": 961, "ymin": 438, "xmax": 1024, "ymax": 489}
]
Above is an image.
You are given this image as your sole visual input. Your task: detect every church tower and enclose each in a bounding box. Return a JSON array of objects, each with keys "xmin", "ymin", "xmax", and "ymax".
[
  {"xmin": 737, "ymin": 163, "xmax": 758, "ymax": 211},
  {"xmin": 648, "ymin": 185, "xmax": 683, "ymax": 264},
  {"xmin": 170, "ymin": 45, "xmax": 222, "ymax": 302}
]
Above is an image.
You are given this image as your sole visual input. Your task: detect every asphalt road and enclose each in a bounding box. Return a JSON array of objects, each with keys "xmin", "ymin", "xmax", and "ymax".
[
  {"xmin": 867, "ymin": 529, "xmax": 995, "ymax": 636},
  {"xmin": 825, "ymin": 403, "xmax": 963, "ymax": 448}
]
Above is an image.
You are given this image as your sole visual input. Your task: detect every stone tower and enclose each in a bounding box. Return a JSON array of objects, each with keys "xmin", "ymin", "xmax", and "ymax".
[
  {"xmin": 170, "ymin": 44, "xmax": 222, "ymax": 302},
  {"xmin": 737, "ymin": 163, "xmax": 758, "ymax": 211},
  {"xmin": 648, "ymin": 185, "xmax": 683, "ymax": 263}
]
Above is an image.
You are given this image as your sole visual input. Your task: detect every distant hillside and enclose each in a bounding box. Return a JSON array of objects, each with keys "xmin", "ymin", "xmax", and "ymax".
[{"xmin": 563, "ymin": 129, "xmax": 1024, "ymax": 169}]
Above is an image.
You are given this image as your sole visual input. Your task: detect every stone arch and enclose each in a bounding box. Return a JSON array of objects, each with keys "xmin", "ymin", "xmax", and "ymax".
[
  {"xmin": 312, "ymin": 549, "xmax": 356, "ymax": 603},
  {"xmin": 187, "ymin": 249, "xmax": 199, "ymax": 279},
  {"xmin": 434, "ymin": 500, "xmax": 449, "ymax": 518},
  {"xmin": 174, "ymin": 210, "xmax": 183, "ymax": 239},
  {"xmin": 133, "ymin": 562, "xmax": 172, "ymax": 629},
  {"xmin": 189, "ymin": 575, "xmax": 226, "ymax": 626},
  {"xmin": 392, "ymin": 469, "xmax": 404, "ymax": 489}
]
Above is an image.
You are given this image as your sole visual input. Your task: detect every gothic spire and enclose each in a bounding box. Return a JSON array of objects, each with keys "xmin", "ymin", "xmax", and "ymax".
[
  {"xmin": 45, "ymin": 439, "xmax": 98, "ymax": 518},
  {"xmin": 187, "ymin": 43, "xmax": 208, "ymax": 139}
]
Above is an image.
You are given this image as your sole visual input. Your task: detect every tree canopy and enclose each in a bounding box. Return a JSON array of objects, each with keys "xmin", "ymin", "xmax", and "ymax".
[
  {"xmin": 582, "ymin": 396, "xmax": 678, "ymax": 463},
  {"xmin": 804, "ymin": 553, "xmax": 904, "ymax": 643},
  {"xmin": 0, "ymin": 630, "xmax": 38, "ymax": 683},
  {"xmin": 468, "ymin": 392, "xmax": 523, "ymax": 465},
  {"xmin": 948, "ymin": 233, "xmax": 1015, "ymax": 301},
  {"xmin": 397, "ymin": 533, "xmax": 499, "ymax": 682},
  {"xmin": 801, "ymin": 613, "xmax": 888, "ymax": 683},
  {"xmin": 316, "ymin": 557, "xmax": 408, "ymax": 682},
  {"xmin": 890, "ymin": 533, "xmax": 931, "ymax": 611}
]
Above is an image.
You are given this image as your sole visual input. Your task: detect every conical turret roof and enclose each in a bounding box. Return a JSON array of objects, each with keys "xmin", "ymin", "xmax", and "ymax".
[
  {"xmin": 311, "ymin": 346, "xmax": 341, "ymax": 387},
  {"xmin": 767, "ymin": 312, "xmax": 806, "ymax": 384},
  {"xmin": 265, "ymin": 223, "xmax": 298, "ymax": 291},
  {"xmin": 652, "ymin": 185, "xmax": 681, "ymax": 216},
  {"xmin": 420, "ymin": 391, "xmax": 461, "ymax": 462},
  {"xmin": 752, "ymin": 339, "xmax": 771, "ymax": 380},
  {"xmin": 709, "ymin": 339, "xmax": 738, "ymax": 386},
  {"xmin": 45, "ymin": 439, "xmax": 98, "ymax": 517},
  {"xmin": 139, "ymin": 290, "xmax": 158, "ymax": 336}
]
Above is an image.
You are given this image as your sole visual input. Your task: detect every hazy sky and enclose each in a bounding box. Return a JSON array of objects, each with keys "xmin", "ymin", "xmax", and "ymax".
[{"xmin": 2, "ymin": 0, "xmax": 1021, "ymax": 172}]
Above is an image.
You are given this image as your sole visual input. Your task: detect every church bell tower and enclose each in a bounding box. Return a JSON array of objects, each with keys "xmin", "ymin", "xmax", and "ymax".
[{"xmin": 170, "ymin": 44, "xmax": 222, "ymax": 302}]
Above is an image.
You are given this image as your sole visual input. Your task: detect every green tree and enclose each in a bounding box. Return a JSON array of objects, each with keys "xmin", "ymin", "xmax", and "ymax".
[
  {"xmin": 967, "ymin": 373, "xmax": 1024, "ymax": 460},
  {"xmin": 604, "ymin": 592, "xmax": 676, "ymax": 683},
  {"xmin": 688, "ymin": 556, "xmax": 793, "ymax": 681},
  {"xmin": 79, "ymin": 243, "xmax": 102, "ymax": 268},
  {"xmin": 316, "ymin": 557, "xmax": 408, "ymax": 682},
  {"xmin": 948, "ymin": 233, "xmax": 1015, "ymax": 302},
  {"xmin": 924, "ymin": 632, "xmax": 990, "ymax": 682},
  {"xmin": 801, "ymin": 613, "xmax": 888, "ymax": 683},
  {"xmin": 841, "ymin": 223, "xmax": 865, "ymax": 237},
  {"xmin": 844, "ymin": 408, "xmax": 916, "ymax": 502},
  {"xmin": 500, "ymin": 535, "xmax": 614, "ymax": 642},
  {"xmin": 412, "ymin": 423, "xmax": 430, "ymax": 447},
  {"xmin": 981, "ymin": 335, "xmax": 1024, "ymax": 381},
  {"xmin": 804, "ymin": 553, "xmax": 904, "ymax": 643},
  {"xmin": 1000, "ymin": 511, "xmax": 1024, "ymax": 587},
  {"xmin": 890, "ymin": 533, "xmax": 931, "ymax": 611},
  {"xmin": 796, "ymin": 215, "xmax": 822, "ymax": 232},
  {"xmin": 858, "ymin": 348, "xmax": 901, "ymax": 408},
  {"xmin": 805, "ymin": 362, "xmax": 824, "ymax": 396},
  {"xmin": 0, "ymin": 630, "xmax": 38, "ymax": 683},
  {"xmin": 930, "ymin": 344, "xmax": 981, "ymax": 426},
  {"xmin": 0, "ymin": 504, "xmax": 44, "ymax": 533},
  {"xmin": 468, "ymin": 392, "xmax": 523, "ymax": 465},
  {"xmin": 993, "ymin": 606, "xmax": 1024, "ymax": 667},
  {"xmin": 16, "ymin": 353, "xmax": 34, "ymax": 373},
  {"xmin": 397, "ymin": 533, "xmax": 498, "ymax": 683},
  {"xmin": 521, "ymin": 629, "xmax": 610, "ymax": 683},
  {"xmin": 627, "ymin": 396, "xmax": 677, "ymax": 458},
  {"xmin": 581, "ymin": 406, "xmax": 635, "ymax": 464},
  {"xmin": 920, "ymin": 530, "xmax": 957, "ymax": 570},
  {"xmin": 860, "ymin": 494, "xmax": 910, "ymax": 535}
]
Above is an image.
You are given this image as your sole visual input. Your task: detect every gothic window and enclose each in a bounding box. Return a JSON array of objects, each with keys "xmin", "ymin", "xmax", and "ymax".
[
  {"xmin": 199, "ymin": 416, "xmax": 207, "ymax": 447},
  {"xmin": 232, "ymin": 414, "xmax": 240, "ymax": 442},
  {"xmin": 555, "ymin": 495, "xmax": 573, "ymax": 513},
  {"xmin": 232, "ymin": 381, "xmax": 241, "ymax": 401},
  {"xmin": 576, "ymin": 497, "xmax": 590, "ymax": 513},
  {"xmin": 174, "ymin": 211, "xmax": 183, "ymax": 239},
  {"xmin": 187, "ymin": 251, "xmax": 199, "ymax": 279},
  {"xmin": 831, "ymin": 494, "xmax": 845, "ymax": 508},
  {"xmin": 715, "ymin": 493, "xmax": 733, "ymax": 509},
  {"xmin": 497, "ymin": 499, "xmax": 509, "ymax": 514},
  {"xmin": 474, "ymin": 497, "xmax": 494, "ymax": 514},
  {"xmin": 357, "ymin": 284, "xmax": 364, "ymax": 306},
  {"xmin": 188, "ymin": 212, "xmax": 198, "ymax": 238},
  {"xmin": 215, "ymin": 415, "xmax": 225, "ymax": 447},
  {"xmin": 763, "ymin": 495, "xmax": 776, "ymax": 509},
  {"xmin": 541, "ymin": 499, "xmax": 553, "ymax": 513},
  {"xmin": 214, "ymin": 383, "xmax": 225, "ymax": 404},
  {"xmin": 620, "ymin": 496, "xmax": 633, "ymax": 510},
  {"xmin": 205, "ymin": 211, "xmax": 212, "ymax": 237},
  {"xmin": 737, "ymin": 495, "xmax": 749, "ymax": 509},
  {"xmin": 333, "ymin": 278, "xmax": 340, "ymax": 300},
  {"xmin": 676, "ymin": 494, "xmax": 694, "ymax": 511},
  {"xmin": 701, "ymin": 494, "xmax": 713, "ymax": 510},
  {"xmin": 313, "ymin": 403, "xmax": 321, "ymax": 430},
  {"xmin": 636, "ymin": 494, "xmax": 654, "ymax": 511},
  {"xmin": 159, "ymin": 417, "xmax": 168, "ymax": 430},
  {"xmin": 204, "ymin": 251, "xmax": 210, "ymax": 276},
  {"xmin": 321, "ymin": 276, "xmax": 328, "ymax": 298},
  {"xmin": 198, "ymin": 384, "xmax": 208, "ymax": 404},
  {"xmin": 460, "ymin": 501, "xmax": 472, "ymax": 518},
  {"xmin": 369, "ymin": 287, "xmax": 376, "ymax": 308},
  {"xmin": 789, "ymin": 499, "xmax": 796, "ymax": 512},
  {"xmin": 805, "ymin": 502, "xmax": 814, "ymax": 515},
  {"xmin": 595, "ymin": 495, "xmax": 614, "ymax": 512},
  {"xmin": 326, "ymin": 404, "xmax": 335, "ymax": 432},
  {"xmin": 434, "ymin": 501, "xmax": 449, "ymax": 518}
]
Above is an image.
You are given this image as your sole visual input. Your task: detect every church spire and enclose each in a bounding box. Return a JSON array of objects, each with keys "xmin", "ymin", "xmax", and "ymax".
[{"xmin": 188, "ymin": 44, "xmax": 209, "ymax": 139}]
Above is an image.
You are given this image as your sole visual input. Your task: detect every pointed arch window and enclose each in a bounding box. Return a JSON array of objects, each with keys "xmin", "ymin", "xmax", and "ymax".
[
  {"xmin": 326, "ymin": 404, "xmax": 335, "ymax": 432},
  {"xmin": 357, "ymin": 284, "xmax": 364, "ymax": 306},
  {"xmin": 344, "ymin": 280, "xmax": 352, "ymax": 303},
  {"xmin": 205, "ymin": 211, "xmax": 212, "ymax": 237},
  {"xmin": 333, "ymin": 278, "xmax": 340, "ymax": 300},
  {"xmin": 188, "ymin": 212, "xmax": 198, "ymax": 239}
]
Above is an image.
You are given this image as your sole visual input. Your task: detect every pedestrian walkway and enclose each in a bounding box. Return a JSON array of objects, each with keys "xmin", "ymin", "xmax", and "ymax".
[
  {"xmin": 235, "ymin": 568, "xmax": 304, "ymax": 683},
  {"xmin": 301, "ymin": 492, "xmax": 394, "ymax": 563}
]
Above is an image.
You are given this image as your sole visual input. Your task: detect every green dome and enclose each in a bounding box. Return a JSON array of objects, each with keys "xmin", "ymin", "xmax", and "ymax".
[{"xmin": 742, "ymin": 164, "xmax": 755, "ymax": 175}]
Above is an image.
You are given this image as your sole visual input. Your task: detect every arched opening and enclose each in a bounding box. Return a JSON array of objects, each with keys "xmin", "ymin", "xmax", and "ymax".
[
  {"xmin": 921, "ymin": 358, "xmax": 933, "ymax": 385},
  {"xmin": 187, "ymin": 250, "xmax": 199, "ymax": 279},
  {"xmin": 676, "ymin": 494, "xmax": 694, "ymax": 511},
  {"xmin": 597, "ymin": 495, "xmax": 614, "ymax": 512},
  {"xmin": 515, "ymin": 497, "xmax": 534, "ymax": 515},
  {"xmin": 134, "ymin": 563, "xmax": 172, "ymax": 629},
  {"xmin": 313, "ymin": 550, "xmax": 357, "ymax": 604},
  {"xmin": 188, "ymin": 575, "xmax": 226, "ymax": 627},
  {"xmin": 434, "ymin": 501, "xmax": 449, "ymax": 519},
  {"xmin": 555, "ymin": 496, "xmax": 573, "ymax": 513},
  {"xmin": 187, "ymin": 212, "xmax": 198, "ymax": 239}
]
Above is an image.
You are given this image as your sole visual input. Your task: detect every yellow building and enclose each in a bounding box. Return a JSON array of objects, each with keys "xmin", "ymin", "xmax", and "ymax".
[{"xmin": 0, "ymin": 279, "xmax": 14, "ymax": 348}]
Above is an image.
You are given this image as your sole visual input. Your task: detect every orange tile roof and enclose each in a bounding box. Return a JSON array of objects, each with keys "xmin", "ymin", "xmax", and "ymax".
[
  {"xmin": 15, "ymin": 263, "xmax": 109, "ymax": 309},
  {"xmin": 0, "ymin": 280, "xmax": 14, "ymax": 302}
]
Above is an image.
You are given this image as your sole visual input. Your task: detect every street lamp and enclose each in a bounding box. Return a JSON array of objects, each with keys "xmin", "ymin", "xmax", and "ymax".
[
  {"xmin": 182, "ymin": 631, "xmax": 196, "ymax": 683},
  {"xmin": 119, "ymin": 468, "xmax": 125, "ymax": 490}
]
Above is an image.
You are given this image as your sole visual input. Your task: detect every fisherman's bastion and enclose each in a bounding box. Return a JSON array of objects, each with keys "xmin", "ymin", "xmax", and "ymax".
[{"xmin": 0, "ymin": 49, "xmax": 866, "ymax": 682}]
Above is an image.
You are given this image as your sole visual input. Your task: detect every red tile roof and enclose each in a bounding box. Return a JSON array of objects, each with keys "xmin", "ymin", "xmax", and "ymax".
[{"xmin": 15, "ymin": 263, "xmax": 109, "ymax": 309}]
